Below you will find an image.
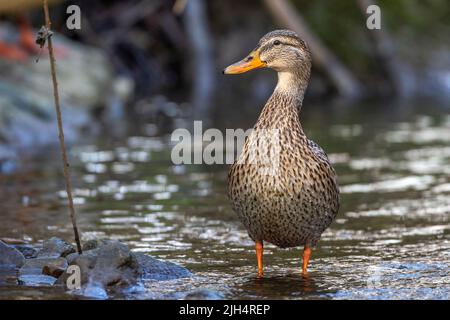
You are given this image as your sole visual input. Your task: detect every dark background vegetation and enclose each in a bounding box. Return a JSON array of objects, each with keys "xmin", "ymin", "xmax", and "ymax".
[{"xmin": 0, "ymin": 0, "xmax": 449, "ymax": 168}]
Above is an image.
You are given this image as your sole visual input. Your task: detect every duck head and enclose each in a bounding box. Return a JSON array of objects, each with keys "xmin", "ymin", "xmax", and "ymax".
[
  {"xmin": 223, "ymin": 29, "xmax": 311, "ymax": 75},
  {"xmin": 224, "ymin": 30, "xmax": 312, "ymax": 97}
]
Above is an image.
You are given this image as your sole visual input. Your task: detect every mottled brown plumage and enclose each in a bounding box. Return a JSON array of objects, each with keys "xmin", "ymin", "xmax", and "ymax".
[{"xmin": 225, "ymin": 30, "xmax": 339, "ymax": 275}]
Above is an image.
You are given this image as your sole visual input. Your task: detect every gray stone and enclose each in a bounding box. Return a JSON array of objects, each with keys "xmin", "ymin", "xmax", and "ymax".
[
  {"xmin": 81, "ymin": 239, "xmax": 114, "ymax": 251},
  {"xmin": 2, "ymin": 237, "xmax": 193, "ymax": 300},
  {"xmin": 62, "ymin": 249, "xmax": 105, "ymax": 285},
  {"xmin": 62, "ymin": 241, "xmax": 191, "ymax": 293},
  {"xmin": 38, "ymin": 237, "xmax": 75, "ymax": 258},
  {"xmin": 20, "ymin": 257, "xmax": 68, "ymax": 276},
  {"xmin": 90, "ymin": 241, "xmax": 139, "ymax": 287},
  {"xmin": 66, "ymin": 249, "xmax": 97, "ymax": 268},
  {"xmin": 62, "ymin": 241, "xmax": 138, "ymax": 288},
  {"xmin": 134, "ymin": 252, "xmax": 192, "ymax": 281},
  {"xmin": 0, "ymin": 240, "xmax": 25, "ymax": 267},
  {"xmin": 13, "ymin": 245, "xmax": 39, "ymax": 259}
]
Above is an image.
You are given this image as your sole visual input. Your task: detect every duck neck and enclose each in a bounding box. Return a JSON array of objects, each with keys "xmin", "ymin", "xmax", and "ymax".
[
  {"xmin": 255, "ymin": 70, "xmax": 309, "ymax": 132},
  {"xmin": 274, "ymin": 71, "xmax": 308, "ymax": 105}
]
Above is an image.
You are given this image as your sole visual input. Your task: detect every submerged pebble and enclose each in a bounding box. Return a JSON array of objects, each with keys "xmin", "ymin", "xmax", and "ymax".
[
  {"xmin": 18, "ymin": 274, "xmax": 57, "ymax": 287},
  {"xmin": 38, "ymin": 237, "xmax": 76, "ymax": 259}
]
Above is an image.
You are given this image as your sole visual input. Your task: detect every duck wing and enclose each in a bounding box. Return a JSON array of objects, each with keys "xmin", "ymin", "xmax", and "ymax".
[{"xmin": 307, "ymin": 139, "xmax": 331, "ymax": 164}]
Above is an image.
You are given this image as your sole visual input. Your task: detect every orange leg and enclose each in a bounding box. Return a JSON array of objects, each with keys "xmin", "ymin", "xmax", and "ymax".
[
  {"xmin": 302, "ymin": 245, "xmax": 312, "ymax": 274},
  {"xmin": 255, "ymin": 241, "xmax": 264, "ymax": 277}
]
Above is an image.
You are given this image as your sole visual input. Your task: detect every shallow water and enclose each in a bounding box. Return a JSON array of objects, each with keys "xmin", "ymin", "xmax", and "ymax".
[{"xmin": 1, "ymin": 100, "xmax": 449, "ymax": 299}]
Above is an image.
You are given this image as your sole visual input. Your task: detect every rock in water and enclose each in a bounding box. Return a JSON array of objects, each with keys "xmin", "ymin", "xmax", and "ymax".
[
  {"xmin": 3, "ymin": 238, "xmax": 192, "ymax": 299},
  {"xmin": 38, "ymin": 237, "xmax": 75, "ymax": 258},
  {"xmin": 20, "ymin": 257, "xmax": 68, "ymax": 277},
  {"xmin": 62, "ymin": 241, "xmax": 191, "ymax": 290},
  {"xmin": 81, "ymin": 239, "xmax": 111, "ymax": 251},
  {"xmin": 64, "ymin": 241, "xmax": 139, "ymax": 288},
  {"xmin": 90, "ymin": 241, "xmax": 139, "ymax": 286},
  {"xmin": 0, "ymin": 240, "xmax": 25, "ymax": 267},
  {"xmin": 134, "ymin": 253, "xmax": 192, "ymax": 281},
  {"xmin": 13, "ymin": 245, "xmax": 39, "ymax": 259}
]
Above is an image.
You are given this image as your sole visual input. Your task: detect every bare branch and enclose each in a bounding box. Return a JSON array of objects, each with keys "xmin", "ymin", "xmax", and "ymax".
[{"xmin": 42, "ymin": 0, "xmax": 82, "ymax": 254}]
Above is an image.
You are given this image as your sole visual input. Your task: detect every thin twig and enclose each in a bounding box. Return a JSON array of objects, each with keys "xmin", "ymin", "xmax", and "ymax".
[{"xmin": 42, "ymin": 0, "xmax": 82, "ymax": 254}]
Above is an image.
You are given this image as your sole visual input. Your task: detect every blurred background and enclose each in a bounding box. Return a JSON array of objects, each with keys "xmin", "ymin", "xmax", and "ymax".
[
  {"xmin": 0, "ymin": 0, "xmax": 449, "ymax": 167},
  {"xmin": 0, "ymin": 0, "xmax": 449, "ymax": 300}
]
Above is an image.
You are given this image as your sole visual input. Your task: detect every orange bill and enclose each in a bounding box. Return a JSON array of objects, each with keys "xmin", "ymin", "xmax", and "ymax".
[{"xmin": 223, "ymin": 50, "xmax": 266, "ymax": 74}]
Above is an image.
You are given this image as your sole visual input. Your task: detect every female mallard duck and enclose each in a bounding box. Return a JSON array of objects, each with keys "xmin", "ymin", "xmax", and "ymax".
[{"xmin": 224, "ymin": 30, "xmax": 339, "ymax": 276}]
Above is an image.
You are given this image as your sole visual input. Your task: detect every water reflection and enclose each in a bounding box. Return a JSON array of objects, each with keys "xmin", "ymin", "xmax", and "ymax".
[{"xmin": 237, "ymin": 274, "xmax": 320, "ymax": 299}]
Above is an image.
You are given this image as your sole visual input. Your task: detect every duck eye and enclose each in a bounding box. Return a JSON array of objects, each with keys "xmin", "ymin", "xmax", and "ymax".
[{"xmin": 273, "ymin": 40, "xmax": 281, "ymax": 46}]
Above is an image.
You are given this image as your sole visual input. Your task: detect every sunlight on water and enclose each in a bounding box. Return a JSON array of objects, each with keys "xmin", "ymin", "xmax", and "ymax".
[{"xmin": 1, "ymin": 107, "xmax": 449, "ymax": 299}]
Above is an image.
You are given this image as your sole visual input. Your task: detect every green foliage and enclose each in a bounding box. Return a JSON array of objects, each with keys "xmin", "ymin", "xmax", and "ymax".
[{"xmin": 289, "ymin": 0, "xmax": 450, "ymax": 76}]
